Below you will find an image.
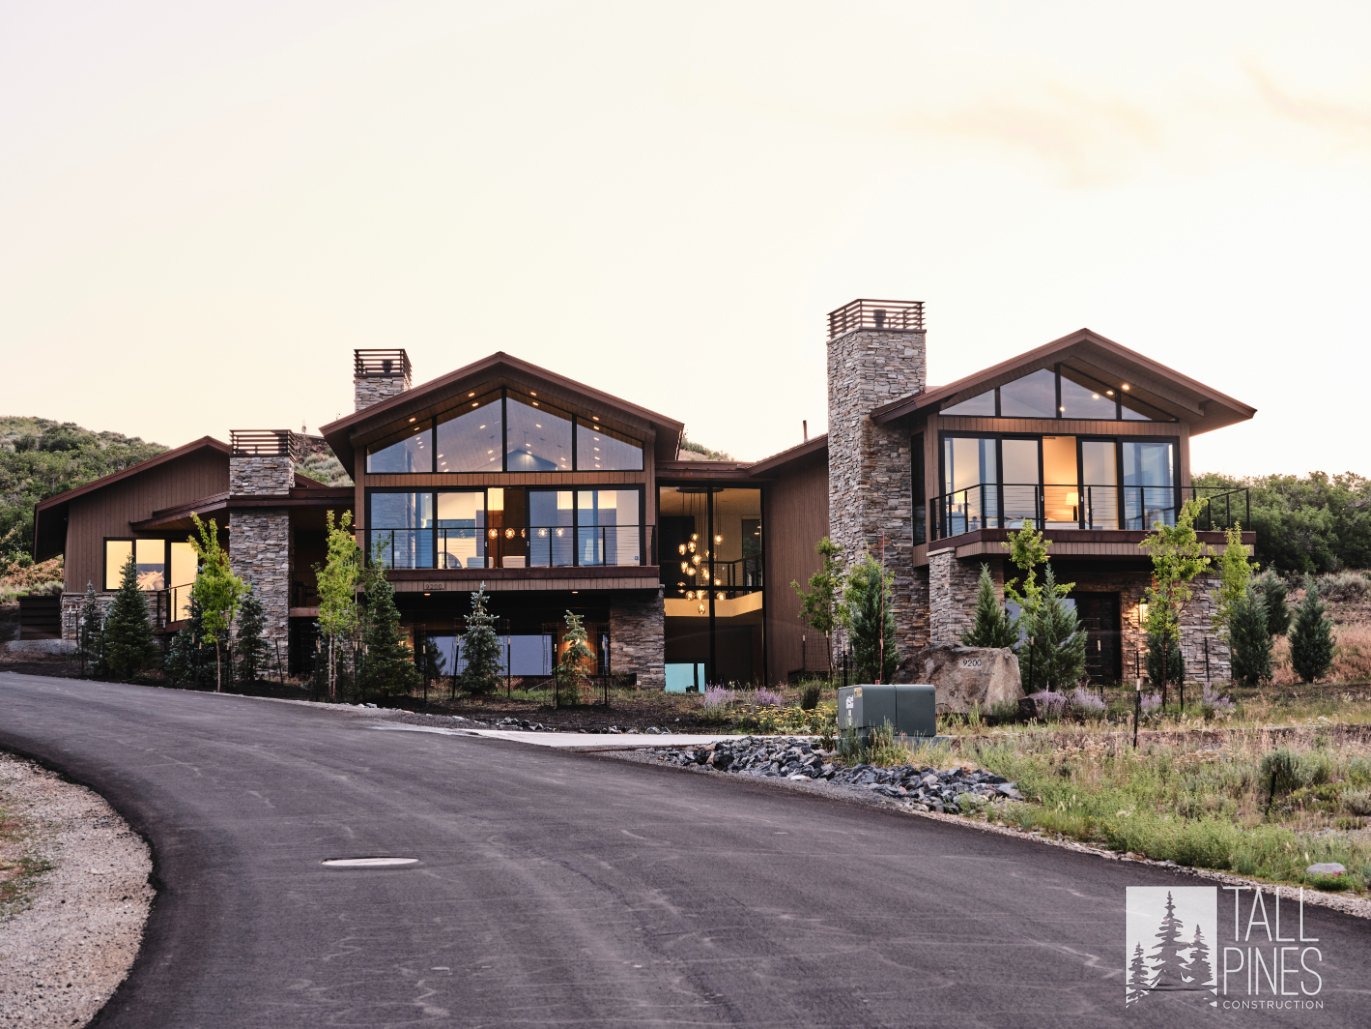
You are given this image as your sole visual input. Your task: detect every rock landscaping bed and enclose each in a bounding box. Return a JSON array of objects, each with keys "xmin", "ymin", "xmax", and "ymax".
[{"xmin": 649, "ymin": 736, "xmax": 1023, "ymax": 813}]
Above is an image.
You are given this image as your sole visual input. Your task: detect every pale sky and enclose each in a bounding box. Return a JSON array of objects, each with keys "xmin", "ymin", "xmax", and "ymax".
[{"xmin": 2, "ymin": 1, "xmax": 1368, "ymax": 476}]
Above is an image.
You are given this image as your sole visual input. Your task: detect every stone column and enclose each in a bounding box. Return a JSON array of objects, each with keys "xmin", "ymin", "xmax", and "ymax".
[
  {"xmin": 1180, "ymin": 575, "xmax": 1230, "ymax": 684},
  {"xmin": 827, "ymin": 311, "xmax": 927, "ymax": 661},
  {"xmin": 609, "ymin": 590, "xmax": 665, "ymax": 690},
  {"xmin": 927, "ymin": 549, "xmax": 984, "ymax": 646},
  {"xmin": 228, "ymin": 442, "xmax": 295, "ymax": 668}
]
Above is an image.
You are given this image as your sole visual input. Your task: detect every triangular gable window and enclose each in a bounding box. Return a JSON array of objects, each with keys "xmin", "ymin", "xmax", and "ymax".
[
  {"xmin": 940, "ymin": 364, "xmax": 1174, "ymax": 421},
  {"xmin": 942, "ymin": 390, "xmax": 996, "ymax": 416}
]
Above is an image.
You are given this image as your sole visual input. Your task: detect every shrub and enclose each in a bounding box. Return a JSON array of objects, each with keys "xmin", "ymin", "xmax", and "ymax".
[
  {"xmin": 1201, "ymin": 684, "xmax": 1235, "ymax": 719},
  {"xmin": 752, "ymin": 688, "xmax": 784, "ymax": 708},
  {"xmin": 701, "ymin": 686, "xmax": 735, "ymax": 710},
  {"xmin": 837, "ymin": 721, "xmax": 908, "ymax": 767},
  {"xmin": 1260, "ymin": 749, "xmax": 1302, "ymax": 809},
  {"xmin": 1140, "ymin": 691, "xmax": 1163, "ymax": 714},
  {"xmin": 798, "ymin": 680, "xmax": 823, "ymax": 711},
  {"xmin": 1289, "ymin": 583, "xmax": 1335, "ymax": 683},
  {"xmin": 1315, "ymin": 570, "xmax": 1368, "ymax": 603},
  {"xmin": 1028, "ymin": 690, "xmax": 1067, "ymax": 721},
  {"xmin": 1067, "ymin": 687, "xmax": 1107, "ymax": 720}
]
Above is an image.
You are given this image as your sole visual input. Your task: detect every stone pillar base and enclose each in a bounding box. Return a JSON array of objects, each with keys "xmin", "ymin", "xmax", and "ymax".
[{"xmin": 609, "ymin": 590, "xmax": 665, "ymax": 690}]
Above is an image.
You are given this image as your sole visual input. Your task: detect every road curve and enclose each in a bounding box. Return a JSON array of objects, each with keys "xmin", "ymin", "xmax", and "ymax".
[{"xmin": 1, "ymin": 671, "xmax": 1367, "ymax": 1029}]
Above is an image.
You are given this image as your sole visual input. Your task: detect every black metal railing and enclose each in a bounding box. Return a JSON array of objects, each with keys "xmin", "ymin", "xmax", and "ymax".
[
  {"xmin": 827, "ymin": 298, "xmax": 925, "ymax": 338},
  {"xmin": 365, "ymin": 525, "xmax": 656, "ymax": 571},
  {"xmin": 927, "ymin": 483, "xmax": 1249, "ymax": 541},
  {"xmin": 664, "ymin": 554, "xmax": 764, "ymax": 595}
]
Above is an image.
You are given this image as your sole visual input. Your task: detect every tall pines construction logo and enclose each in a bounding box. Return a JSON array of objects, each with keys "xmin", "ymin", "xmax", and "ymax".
[{"xmin": 1125, "ymin": 887, "xmax": 1325, "ymax": 1013}]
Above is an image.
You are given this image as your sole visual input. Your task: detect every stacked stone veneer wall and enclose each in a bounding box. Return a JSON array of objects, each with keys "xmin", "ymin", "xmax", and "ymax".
[
  {"xmin": 230, "ymin": 454, "xmax": 294, "ymax": 495},
  {"xmin": 228, "ymin": 511, "xmax": 290, "ymax": 658},
  {"xmin": 827, "ymin": 327, "xmax": 927, "ymax": 660},
  {"xmin": 355, "ymin": 374, "xmax": 411, "ymax": 412},
  {"xmin": 60, "ymin": 592, "xmax": 162, "ymax": 641},
  {"xmin": 228, "ymin": 454, "xmax": 293, "ymax": 661},
  {"xmin": 609, "ymin": 591, "xmax": 664, "ymax": 690},
  {"xmin": 929, "ymin": 552, "xmax": 998, "ymax": 646},
  {"xmin": 1180, "ymin": 575, "xmax": 1230, "ymax": 683}
]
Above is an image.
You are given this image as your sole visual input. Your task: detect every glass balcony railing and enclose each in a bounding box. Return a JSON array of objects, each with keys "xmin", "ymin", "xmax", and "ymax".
[
  {"xmin": 364, "ymin": 525, "xmax": 656, "ymax": 571},
  {"xmin": 927, "ymin": 484, "xmax": 1249, "ymax": 542}
]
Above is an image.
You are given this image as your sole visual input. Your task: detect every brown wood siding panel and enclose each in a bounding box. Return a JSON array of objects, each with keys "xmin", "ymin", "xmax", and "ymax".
[
  {"xmin": 64, "ymin": 450, "xmax": 229, "ymax": 591},
  {"xmin": 763, "ymin": 457, "xmax": 830, "ymax": 680},
  {"xmin": 935, "ymin": 416, "xmax": 1186, "ymax": 438}
]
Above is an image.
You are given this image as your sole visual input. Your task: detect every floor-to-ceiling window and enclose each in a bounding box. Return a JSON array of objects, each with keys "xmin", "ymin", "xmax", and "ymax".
[
  {"xmin": 659, "ymin": 485, "xmax": 765, "ymax": 687},
  {"xmin": 936, "ymin": 434, "xmax": 1177, "ymax": 536}
]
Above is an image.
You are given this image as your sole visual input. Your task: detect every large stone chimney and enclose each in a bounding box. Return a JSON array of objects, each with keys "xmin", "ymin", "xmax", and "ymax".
[
  {"xmin": 228, "ymin": 430, "xmax": 299, "ymax": 668},
  {"xmin": 826, "ymin": 299, "xmax": 928, "ymax": 660},
  {"xmin": 354, "ymin": 349, "xmax": 412, "ymax": 411}
]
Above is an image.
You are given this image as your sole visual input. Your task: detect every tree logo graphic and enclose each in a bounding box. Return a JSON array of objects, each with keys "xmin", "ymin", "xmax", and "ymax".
[{"xmin": 1125, "ymin": 887, "xmax": 1218, "ymax": 1007}]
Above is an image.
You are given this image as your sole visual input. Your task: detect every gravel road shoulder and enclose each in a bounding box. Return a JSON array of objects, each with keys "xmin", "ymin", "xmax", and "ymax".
[{"xmin": 0, "ymin": 752, "xmax": 153, "ymax": 1028}]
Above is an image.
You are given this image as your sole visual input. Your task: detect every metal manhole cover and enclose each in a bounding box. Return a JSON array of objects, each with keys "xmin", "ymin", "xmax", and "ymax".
[{"xmin": 321, "ymin": 857, "xmax": 419, "ymax": 868}]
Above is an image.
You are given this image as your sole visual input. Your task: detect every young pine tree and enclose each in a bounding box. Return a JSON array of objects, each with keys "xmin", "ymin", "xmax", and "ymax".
[
  {"xmin": 1214, "ymin": 523, "xmax": 1256, "ymax": 639},
  {"xmin": 1288, "ymin": 582, "xmax": 1335, "ymax": 684},
  {"xmin": 1255, "ymin": 569, "xmax": 1291, "ymax": 637},
  {"xmin": 1229, "ymin": 584, "xmax": 1273, "ymax": 687},
  {"xmin": 962, "ymin": 563, "xmax": 1017, "ymax": 648},
  {"xmin": 357, "ymin": 573, "xmax": 422, "ymax": 701},
  {"xmin": 233, "ymin": 584, "xmax": 269, "ymax": 687},
  {"xmin": 1019, "ymin": 565, "xmax": 1086, "ymax": 692},
  {"xmin": 76, "ymin": 580, "xmax": 104, "ymax": 678},
  {"xmin": 842, "ymin": 554, "xmax": 898, "ymax": 684},
  {"xmin": 555, "ymin": 610, "xmax": 593, "ymax": 707},
  {"xmin": 188, "ymin": 514, "xmax": 246, "ymax": 693},
  {"xmin": 316, "ymin": 510, "xmax": 361, "ymax": 701},
  {"xmin": 460, "ymin": 585, "xmax": 502, "ymax": 695},
  {"xmin": 790, "ymin": 537, "xmax": 842, "ymax": 674},
  {"xmin": 1146, "ymin": 629, "xmax": 1184, "ymax": 690},
  {"xmin": 100, "ymin": 554, "xmax": 157, "ymax": 681},
  {"xmin": 1126, "ymin": 942, "xmax": 1152, "ymax": 1005}
]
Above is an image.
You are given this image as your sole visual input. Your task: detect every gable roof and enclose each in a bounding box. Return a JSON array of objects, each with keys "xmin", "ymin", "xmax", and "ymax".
[
  {"xmin": 32, "ymin": 436, "xmax": 231, "ymax": 560},
  {"xmin": 319, "ymin": 351, "xmax": 685, "ymax": 469},
  {"xmin": 871, "ymin": 327, "xmax": 1256, "ymax": 434}
]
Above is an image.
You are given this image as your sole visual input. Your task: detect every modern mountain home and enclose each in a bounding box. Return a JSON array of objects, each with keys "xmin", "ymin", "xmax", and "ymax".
[{"xmin": 31, "ymin": 299, "xmax": 1255, "ymax": 687}]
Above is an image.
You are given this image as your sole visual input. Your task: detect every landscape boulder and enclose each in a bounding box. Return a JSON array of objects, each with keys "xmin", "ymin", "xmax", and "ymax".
[{"xmin": 896, "ymin": 645, "xmax": 1020, "ymax": 714}]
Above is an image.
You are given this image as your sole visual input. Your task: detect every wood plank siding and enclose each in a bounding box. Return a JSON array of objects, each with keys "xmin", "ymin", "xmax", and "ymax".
[
  {"xmin": 63, "ymin": 449, "xmax": 230, "ymax": 592},
  {"xmin": 762, "ymin": 454, "xmax": 829, "ymax": 680}
]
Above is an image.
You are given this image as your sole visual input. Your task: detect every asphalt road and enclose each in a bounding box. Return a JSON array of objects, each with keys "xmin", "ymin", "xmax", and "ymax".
[{"xmin": 1, "ymin": 671, "xmax": 1368, "ymax": 1029}]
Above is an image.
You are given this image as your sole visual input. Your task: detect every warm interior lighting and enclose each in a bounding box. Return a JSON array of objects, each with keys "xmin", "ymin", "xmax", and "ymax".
[{"xmin": 1121, "ymin": 383, "xmax": 1131, "ymax": 391}]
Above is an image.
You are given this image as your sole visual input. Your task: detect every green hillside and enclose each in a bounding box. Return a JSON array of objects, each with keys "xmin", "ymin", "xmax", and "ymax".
[{"xmin": 0, "ymin": 417, "xmax": 167, "ymax": 565}]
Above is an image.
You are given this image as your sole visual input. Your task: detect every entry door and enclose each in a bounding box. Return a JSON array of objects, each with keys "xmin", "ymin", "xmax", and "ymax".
[{"xmin": 1072, "ymin": 592, "xmax": 1122, "ymax": 684}]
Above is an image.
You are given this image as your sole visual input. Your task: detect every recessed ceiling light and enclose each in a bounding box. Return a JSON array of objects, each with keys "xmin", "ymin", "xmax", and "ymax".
[
  {"xmin": 468, "ymin": 391, "xmax": 475, "ymax": 398},
  {"xmin": 1121, "ymin": 383, "xmax": 1131, "ymax": 391},
  {"xmin": 532, "ymin": 401, "xmax": 539, "ymax": 407},
  {"xmin": 408, "ymin": 416, "xmax": 416, "ymax": 423},
  {"xmin": 530, "ymin": 391, "xmax": 537, "ymax": 397}
]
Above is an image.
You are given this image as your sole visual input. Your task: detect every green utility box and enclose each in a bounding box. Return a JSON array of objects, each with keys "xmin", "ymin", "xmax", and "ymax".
[{"xmin": 836, "ymin": 684, "xmax": 937, "ymax": 742}]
